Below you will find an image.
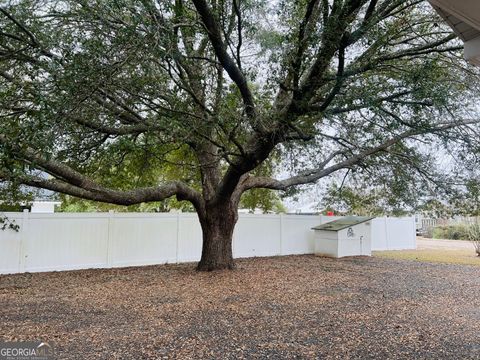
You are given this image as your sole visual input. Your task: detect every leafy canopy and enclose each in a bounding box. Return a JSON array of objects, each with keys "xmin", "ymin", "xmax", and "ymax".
[{"xmin": 0, "ymin": 0, "xmax": 479, "ymax": 215}]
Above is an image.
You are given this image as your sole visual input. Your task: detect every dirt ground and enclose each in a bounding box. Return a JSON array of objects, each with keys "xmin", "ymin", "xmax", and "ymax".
[{"xmin": 1, "ymin": 255, "xmax": 479, "ymax": 359}]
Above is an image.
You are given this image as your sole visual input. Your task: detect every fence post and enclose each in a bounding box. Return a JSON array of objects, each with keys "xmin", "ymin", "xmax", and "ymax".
[
  {"xmin": 18, "ymin": 209, "xmax": 29, "ymax": 273},
  {"xmin": 279, "ymin": 214, "xmax": 284, "ymax": 255},
  {"xmin": 412, "ymin": 216, "xmax": 417, "ymax": 249},
  {"xmin": 176, "ymin": 213, "xmax": 180, "ymax": 263},
  {"xmin": 384, "ymin": 216, "xmax": 389, "ymax": 250},
  {"xmin": 106, "ymin": 210, "xmax": 114, "ymax": 268}
]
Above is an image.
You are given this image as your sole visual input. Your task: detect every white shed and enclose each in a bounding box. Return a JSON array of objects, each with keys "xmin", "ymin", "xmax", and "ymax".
[{"xmin": 312, "ymin": 216, "xmax": 374, "ymax": 258}]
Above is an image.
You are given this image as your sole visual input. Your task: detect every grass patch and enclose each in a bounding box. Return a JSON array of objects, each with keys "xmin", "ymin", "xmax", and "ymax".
[{"xmin": 374, "ymin": 249, "xmax": 480, "ymax": 266}]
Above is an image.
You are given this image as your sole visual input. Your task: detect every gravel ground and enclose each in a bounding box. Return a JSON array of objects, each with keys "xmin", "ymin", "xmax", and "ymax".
[{"xmin": 1, "ymin": 255, "xmax": 479, "ymax": 359}]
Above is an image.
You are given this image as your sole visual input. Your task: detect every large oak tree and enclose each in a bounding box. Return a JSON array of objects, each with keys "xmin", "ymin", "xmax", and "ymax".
[{"xmin": 1, "ymin": 0, "xmax": 479, "ymax": 270}]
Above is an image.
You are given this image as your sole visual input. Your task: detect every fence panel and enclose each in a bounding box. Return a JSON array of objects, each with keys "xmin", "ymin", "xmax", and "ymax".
[
  {"xmin": 25, "ymin": 214, "xmax": 110, "ymax": 273},
  {"xmin": 234, "ymin": 215, "xmax": 281, "ymax": 258},
  {"xmin": 0, "ymin": 213, "xmax": 23, "ymax": 274},
  {"xmin": 110, "ymin": 214, "xmax": 178, "ymax": 267},
  {"xmin": 371, "ymin": 218, "xmax": 388, "ymax": 251},
  {"xmin": 0, "ymin": 212, "xmax": 416, "ymax": 274},
  {"xmin": 177, "ymin": 214, "xmax": 202, "ymax": 262},
  {"xmin": 280, "ymin": 215, "xmax": 319, "ymax": 255},
  {"xmin": 384, "ymin": 217, "xmax": 416, "ymax": 250}
]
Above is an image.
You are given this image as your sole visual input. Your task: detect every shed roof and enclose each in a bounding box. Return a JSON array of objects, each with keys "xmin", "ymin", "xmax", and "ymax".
[{"xmin": 312, "ymin": 216, "xmax": 375, "ymax": 232}]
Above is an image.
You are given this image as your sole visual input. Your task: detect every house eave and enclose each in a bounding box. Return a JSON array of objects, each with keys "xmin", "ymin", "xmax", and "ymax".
[
  {"xmin": 429, "ymin": 0, "xmax": 480, "ymax": 41},
  {"xmin": 429, "ymin": 0, "xmax": 480, "ymax": 66}
]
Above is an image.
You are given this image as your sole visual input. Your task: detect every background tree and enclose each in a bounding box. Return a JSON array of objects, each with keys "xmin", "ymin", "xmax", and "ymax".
[
  {"xmin": 318, "ymin": 149, "xmax": 471, "ymax": 217},
  {"xmin": 454, "ymin": 181, "xmax": 480, "ymax": 217},
  {"xmin": 1, "ymin": 0, "xmax": 480, "ymax": 270}
]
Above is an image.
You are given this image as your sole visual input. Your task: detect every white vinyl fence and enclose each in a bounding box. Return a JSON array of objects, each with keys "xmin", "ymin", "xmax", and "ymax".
[
  {"xmin": 370, "ymin": 217, "xmax": 417, "ymax": 251},
  {"xmin": 0, "ymin": 212, "xmax": 416, "ymax": 275}
]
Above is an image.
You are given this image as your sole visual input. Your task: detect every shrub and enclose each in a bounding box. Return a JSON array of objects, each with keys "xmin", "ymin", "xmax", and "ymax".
[
  {"xmin": 467, "ymin": 223, "xmax": 480, "ymax": 257},
  {"xmin": 432, "ymin": 225, "xmax": 469, "ymax": 240},
  {"xmin": 423, "ymin": 227, "xmax": 434, "ymax": 238}
]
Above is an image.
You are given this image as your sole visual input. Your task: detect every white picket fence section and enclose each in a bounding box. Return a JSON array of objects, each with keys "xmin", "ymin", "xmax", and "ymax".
[{"xmin": 0, "ymin": 212, "xmax": 416, "ymax": 275}]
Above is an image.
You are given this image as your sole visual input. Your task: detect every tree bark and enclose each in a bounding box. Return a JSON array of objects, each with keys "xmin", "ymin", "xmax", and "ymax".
[{"xmin": 197, "ymin": 200, "xmax": 238, "ymax": 271}]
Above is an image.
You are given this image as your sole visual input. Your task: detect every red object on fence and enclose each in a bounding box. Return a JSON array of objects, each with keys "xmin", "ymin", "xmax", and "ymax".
[{"xmin": 327, "ymin": 211, "xmax": 334, "ymax": 216}]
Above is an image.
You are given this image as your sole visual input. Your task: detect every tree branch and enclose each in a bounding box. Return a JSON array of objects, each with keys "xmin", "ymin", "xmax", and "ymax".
[
  {"xmin": 242, "ymin": 119, "xmax": 480, "ymax": 191},
  {"xmin": 232, "ymin": 0, "xmax": 243, "ymax": 71},
  {"xmin": 0, "ymin": 171, "xmax": 203, "ymax": 209},
  {"xmin": 0, "ymin": 135, "xmax": 203, "ymax": 209},
  {"xmin": 192, "ymin": 0, "xmax": 256, "ymax": 121}
]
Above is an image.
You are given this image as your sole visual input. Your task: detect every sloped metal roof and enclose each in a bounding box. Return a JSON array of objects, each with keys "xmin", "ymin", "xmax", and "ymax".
[{"xmin": 312, "ymin": 216, "xmax": 375, "ymax": 232}]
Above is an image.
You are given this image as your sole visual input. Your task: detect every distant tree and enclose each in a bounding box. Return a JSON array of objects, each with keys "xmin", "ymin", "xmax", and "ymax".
[
  {"xmin": 322, "ymin": 184, "xmax": 409, "ymax": 217},
  {"xmin": 322, "ymin": 168, "xmax": 480, "ymax": 218},
  {"xmin": 440, "ymin": 180, "xmax": 480, "ymax": 217},
  {"xmin": 417, "ymin": 199, "xmax": 453, "ymax": 219},
  {"xmin": 1, "ymin": 1, "xmax": 480, "ymax": 270}
]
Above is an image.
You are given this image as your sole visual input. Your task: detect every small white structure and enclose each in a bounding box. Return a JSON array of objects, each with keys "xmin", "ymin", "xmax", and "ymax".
[
  {"xmin": 312, "ymin": 216, "xmax": 374, "ymax": 258},
  {"xmin": 30, "ymin": 201, "xmax": 60, "ymax": 213}
]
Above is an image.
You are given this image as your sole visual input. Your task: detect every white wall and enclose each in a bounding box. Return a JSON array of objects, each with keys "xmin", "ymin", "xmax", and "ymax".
[
  {"xmin": 337, "ymin": 222, "xmax": 372, "ymax": 257},
  {"xmin": 371, "ymin": 217, "xmax": 416, "ymax": 251},
  {"xmin": 0, "ymin": 212, "xmax": 416, "ymax": 275}
]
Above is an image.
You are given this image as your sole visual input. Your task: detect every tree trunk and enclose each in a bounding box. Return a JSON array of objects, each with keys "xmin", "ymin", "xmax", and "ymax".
[{"xmin": 197, "ymin": 201, "xmax": 238, "ymax": 271}]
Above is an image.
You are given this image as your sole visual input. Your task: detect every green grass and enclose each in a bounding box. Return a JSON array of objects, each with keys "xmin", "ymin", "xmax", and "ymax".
[{"xmin": 374, "ymin": 249, "xmax": 480, "ymax": 266}]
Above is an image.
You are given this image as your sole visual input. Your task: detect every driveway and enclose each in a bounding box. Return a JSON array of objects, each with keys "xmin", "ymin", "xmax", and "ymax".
[{"xmin": 417, "ymin": 237, "xmax": 474, "ymax": 250}]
